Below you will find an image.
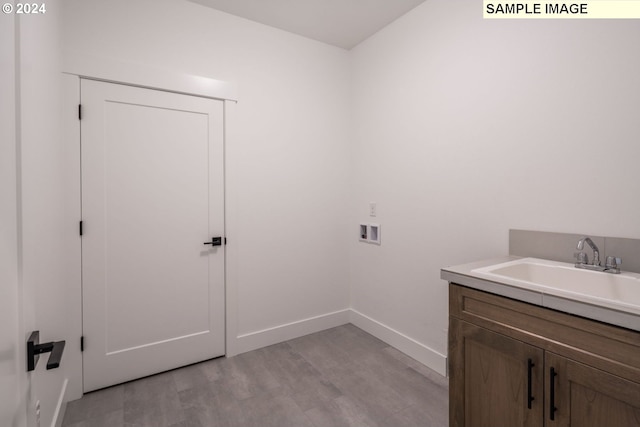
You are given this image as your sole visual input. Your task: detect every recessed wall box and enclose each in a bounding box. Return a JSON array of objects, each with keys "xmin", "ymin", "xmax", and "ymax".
[
  {"xmin": 369, "ymin": 223, "xmax": 381, "ymax": 245},
  {"xmin": 359, "ymin": 224, "xmax": 368, "ymax": 241},
  {"xmin": 359, "ymin": 223, "xmax": 381, "ymax": 245}
]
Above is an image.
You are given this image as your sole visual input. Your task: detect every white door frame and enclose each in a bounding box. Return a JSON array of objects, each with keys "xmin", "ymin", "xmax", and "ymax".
[
  {"xmin": 63, "ymin": 51, "xmax": 238, "ymax": 102},
  {"xmin": 62, "ymin": 53, "xmax": 240, "ymax": 396}
]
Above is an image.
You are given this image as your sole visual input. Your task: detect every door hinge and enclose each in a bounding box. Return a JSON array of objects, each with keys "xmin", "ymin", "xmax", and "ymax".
[
  {"xmin": 225, "ymin": 237, "xmax": 227, "ymax": 245},
  {"xmin": 80, "ymin": 336, "xmax": 84, "ymax": 352},
  {"xmin": 79, "ymin": 221, "xmax": 83, "ymax": 236},
  {"xmin": 78, "ymin": 104, "xmax": 82, "ymax": 120}
]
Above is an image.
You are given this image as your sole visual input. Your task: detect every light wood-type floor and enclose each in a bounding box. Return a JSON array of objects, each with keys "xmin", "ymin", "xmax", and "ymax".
[{"xmin": 62, "ymin": 324, "xmax": 448, "ymax": 427}]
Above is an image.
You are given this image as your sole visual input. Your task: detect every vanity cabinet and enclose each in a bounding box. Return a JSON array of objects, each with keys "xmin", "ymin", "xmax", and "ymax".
[{"xmin": 449, "ymin": 283, "xmax": 640, "ymax": 427}]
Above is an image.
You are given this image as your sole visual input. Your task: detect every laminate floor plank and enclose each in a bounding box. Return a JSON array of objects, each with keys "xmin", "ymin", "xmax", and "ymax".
[
  {"xmin": 178, "ymin": 382, "xmax": 247, "ymax": 427},
  {"xmin": 324, "ymin": 362, "xmax": 412, "ymax": 424},
  {"xmin": 122, "ymin": 371, "xmax": 185, "ymax": 427},
  {"xmin": 384, "ymin": 402, "xmax": 449, "ymax": 427},
  {"xmin": 62, "ymin": 409, "xmax": 124, "ymax": 427},
  {"xmin": 304, "ymin": 395, "xmax": 377, "ymax": 427},
  {"xmin": 383, "ymin": 346, "xmax": 449, "ymax": 389},
  {"xmin": 63, "ymin": 384, "xmax": 124, "ymax": 425},
  {"xmin": 238, "ymin": 394, "xmax": 315, "ymax": 427},
  {"xmin": 62, "ymin": 324, "xmax": 448, "ymax": 427},
  {"xmin": 213, "ymin": 351, "xmax": 280, "ymax": 400}
]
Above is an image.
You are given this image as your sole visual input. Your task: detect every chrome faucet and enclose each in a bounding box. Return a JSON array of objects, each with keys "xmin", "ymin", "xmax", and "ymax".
[
  {"xmin": 576, "ymin": 237, "xmax": 600, "ymax": 266},
  {"xmin": 574, "ymin": 236, "xmax": 621, "ymax": 274}
]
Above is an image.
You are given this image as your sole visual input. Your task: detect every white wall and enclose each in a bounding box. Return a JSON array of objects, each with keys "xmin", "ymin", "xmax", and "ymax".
[
  {"xmin": 0, "ymin": 9, "xmax": 27, "ymax": 427},
  {"xmin": 61, "ymin": 0, "xmax": 352, "ymax": 353},
  {"xmin": 17, "ymin": 3, "xmax": 83, "ymax": 425},
  {"xmin": 0, "ymin": 4, "xmax": 73, "ymax": 426},
  {"xmin": 350, "ymin": 0, "xmax": 640, "ymax": 371}
]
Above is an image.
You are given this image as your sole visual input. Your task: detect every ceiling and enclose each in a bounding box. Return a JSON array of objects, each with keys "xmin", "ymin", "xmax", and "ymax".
[{"xmin": 187, "ymin": 0, "xmax": 427, "ymax": 50}]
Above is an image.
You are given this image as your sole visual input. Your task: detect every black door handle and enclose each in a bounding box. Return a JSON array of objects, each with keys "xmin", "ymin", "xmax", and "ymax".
[
  {"xmin": 203, "ymin": 237, "xmax": 222, "ymax": 247},
  {"xmin": 27, "ymin": 331, "xmax": 66, "ymax": 372}
]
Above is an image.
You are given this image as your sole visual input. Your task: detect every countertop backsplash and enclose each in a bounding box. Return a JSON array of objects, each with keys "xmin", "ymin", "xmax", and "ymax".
[{"xmin": 510, "ymin": 229, "xmax": 640, "ymax": 274}]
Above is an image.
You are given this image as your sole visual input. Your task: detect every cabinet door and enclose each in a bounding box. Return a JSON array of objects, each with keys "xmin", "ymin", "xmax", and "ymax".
[
  {"xmin": 450, "ymin": 318, "xmax": 544, "ymax": 427},
  {"xmin": 545, "ymin": 352, "xmax": 640, "ymax": 427}
]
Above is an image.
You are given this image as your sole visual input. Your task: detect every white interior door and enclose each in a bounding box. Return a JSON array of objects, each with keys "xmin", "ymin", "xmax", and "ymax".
[{"xmin": 81, "ymin": 79, "xmax": 225, "ymax": 392}]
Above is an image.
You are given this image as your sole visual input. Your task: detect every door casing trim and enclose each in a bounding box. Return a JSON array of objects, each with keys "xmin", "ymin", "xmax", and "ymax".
[
  {"xmin": 63, "ymin": 50, "xmax": 238, "ymax": 102},
  {"xmin": 62, "ymin": 55, "xmax": 237, "ymax": 397}
]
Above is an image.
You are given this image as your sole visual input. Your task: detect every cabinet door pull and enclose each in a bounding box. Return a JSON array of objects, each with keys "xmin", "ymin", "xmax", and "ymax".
[
  {"xmin": 527, "ymin": 358, "xmax": 535, "ymax": 409},
  {"xmin": 550, "ymin": 367, "xmax": 558, "ymax": 420}
]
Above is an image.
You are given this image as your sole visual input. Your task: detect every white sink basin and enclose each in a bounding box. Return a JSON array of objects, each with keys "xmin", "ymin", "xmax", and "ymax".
[{"xmin": 471, "ymin": 258, "xmax": 640, "ymax": 314}]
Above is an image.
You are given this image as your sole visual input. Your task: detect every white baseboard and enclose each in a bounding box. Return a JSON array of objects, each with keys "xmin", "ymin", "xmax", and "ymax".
[
  {"xmin": 235, "ymin": 309, "xmax": 351, "ymax": 355},
  {"xmin": 349, "ymin": 309, "xmax": 447, "ymax": 376},
  {"xmin": 52, "ymin": 378, "xmax": 68, "ymax": 427},
  {"xmin": 232, "ymin": 308, "xmax": 447, "ymax": 377}
]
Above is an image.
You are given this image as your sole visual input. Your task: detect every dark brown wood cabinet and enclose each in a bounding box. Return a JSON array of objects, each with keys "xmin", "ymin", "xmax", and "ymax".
[
  {"xmin": 449, "ymin": 283, "xmax": 640, "ymax": 427},
  {"xmin": 450, "ymin": 317, "xmax": 543, "ymax": 427}
]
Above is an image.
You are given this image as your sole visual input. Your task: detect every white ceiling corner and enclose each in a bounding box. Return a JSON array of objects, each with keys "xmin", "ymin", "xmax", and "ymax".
[{"xmin": 187, "ymin": 0, "xmax": 427, "ymax": 50}]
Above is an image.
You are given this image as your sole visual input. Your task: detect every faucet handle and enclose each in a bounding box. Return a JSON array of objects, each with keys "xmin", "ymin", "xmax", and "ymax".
[
  {"xmin": 574, "ymin": 252, "xmax": 588, "ymax": 265},
  {"xmin": 606, "ymin": 256, "xmax": 621, "ymax": 269}
]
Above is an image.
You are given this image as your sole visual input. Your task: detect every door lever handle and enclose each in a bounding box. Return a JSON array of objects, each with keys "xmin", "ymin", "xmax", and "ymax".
[
  {"xmin": 27, "ymin": 331, "xmax": 66, "ymax": 372},
  {"xmin": 203, "ymin": 237, "xmax": 222, "ymax": 247}
]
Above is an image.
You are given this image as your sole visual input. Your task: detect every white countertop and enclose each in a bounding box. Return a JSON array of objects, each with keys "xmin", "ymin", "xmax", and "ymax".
[{"xmin": 441, "ymin": 256, "xmax": 640, "ymax": 332}]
